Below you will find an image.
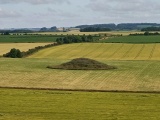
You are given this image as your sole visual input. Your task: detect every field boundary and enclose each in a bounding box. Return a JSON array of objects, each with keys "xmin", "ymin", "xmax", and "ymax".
[{"xmin": 1, "ymin": 86, "xmax": 160, "ymax": 94}]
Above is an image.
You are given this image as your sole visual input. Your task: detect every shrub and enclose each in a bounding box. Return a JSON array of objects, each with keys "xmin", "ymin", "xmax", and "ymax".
[{"xmin": 3, "ymin": 48, "xmax": 22, "ymax": 58}]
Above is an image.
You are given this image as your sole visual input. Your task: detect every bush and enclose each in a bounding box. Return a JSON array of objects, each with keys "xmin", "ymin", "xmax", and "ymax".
[
  {"xmin": 3, "ymin": 43, "xmax": 58, "ymax": 58},
  {"xmin": 56, "ymin": 35, "xmax": 95, "ymax": 44},
  {"xmin": 3, "ymin": 48, "xmax": 22, "ymax": 58}
]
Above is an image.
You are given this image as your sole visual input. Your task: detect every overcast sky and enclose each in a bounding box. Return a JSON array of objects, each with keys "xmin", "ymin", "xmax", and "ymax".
[{"xmin": 0, "ymin": 0, "xmax": 160, "ymax": 28}]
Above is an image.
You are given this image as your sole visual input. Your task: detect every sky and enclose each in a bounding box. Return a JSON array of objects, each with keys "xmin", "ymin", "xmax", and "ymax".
[{"xmin": 0, "ymin": 0, "xmax": 160, "ymax": 28}]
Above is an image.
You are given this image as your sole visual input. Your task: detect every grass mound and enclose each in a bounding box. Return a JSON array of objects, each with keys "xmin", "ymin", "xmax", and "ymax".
[{"xmin": 47, "ymin": 58, "xmax": 117, "ymax": 70}]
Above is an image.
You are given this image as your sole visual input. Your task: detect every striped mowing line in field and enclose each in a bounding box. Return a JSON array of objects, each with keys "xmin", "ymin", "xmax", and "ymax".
[
  {"xmin": 61, "ymin": 43, "xmax": 84, "ymax": 59},
  {"xmin": 110, "ymin": 44, "xmax": 133, "ymax": 60},
  {"xmin": 148, "ymin": 44, "xmax": 156, "ymax": 60},
  {"xmin": 151, "ymin": 44, "xmax": 160, "ymax": 60},
  {"xmin": 136, "ymin": 44, "xmax": 154, "ymax": 60},
  {"xmin": 79, "ymin": 43, "xmax": 98, "ymax": 58},
  {"xmin": 29, "ymin": 43, "xmax": 160, "ymax": 60},
  {"xmin": 121, "ymin": 44, "xmax": 135, "ymax": 60},
  {"xmin": 108, "ymin": 44, "xmax": 124, "ymax": 60},
  {"xmin": 122, "ymin": 44, "xmax": 143, "ymax": 60},
  {"xmin": 50, "ymin": 44, "xmax": 81, "ymax": 59},
  {"xmin": 134, "ymin": 44, "xmax": 145, "ymax": 60},
  {"xmin": 67, "ymin": 43, "xmax": 100, "ymax": 59},
  {"xmin": 98, "ymin": 44, "xmax": 123, "ymax": 59},
  {"xmin": 56, "ymin": 43, "xmax": 83, "ymax": 59},
  {"xmin": 28, "ymin": 44, "xmax": 71, "ymax": 58},
  {"xmin": 95, "ymin": 44, "xmax": 114, "ymax": 59},
  {"xmin": 84, "ymin": 43, "xmax": 104, "ymax": 58}
]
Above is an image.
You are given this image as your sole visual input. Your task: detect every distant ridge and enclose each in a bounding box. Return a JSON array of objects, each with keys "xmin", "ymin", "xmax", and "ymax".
[{"xmin": 75, "ymin": 23, "xmax": 160, "ymax": 30}]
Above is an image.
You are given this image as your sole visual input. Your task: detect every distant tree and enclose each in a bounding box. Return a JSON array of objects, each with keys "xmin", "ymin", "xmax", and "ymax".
[
  {"xmin": 144, "ymin": 31, "xmax": 150, "ymax": 36},
  {"xmin": 3, "ymin": 32, "xmax": 10, "ymax": 35},
  {"xmin": 87, "ymin": 35, "xmax": 93, "ymax": 42},
  {"xmin": 80, "ymin": 27, "xmax": 111, "ymax": 32},
  {"xmin": 40, "ymin": 27, "xmax": 48, "ymax": 31},
  {"xmin": 56, "ymin": 38, "xmax": 64, "ymax": 44}
]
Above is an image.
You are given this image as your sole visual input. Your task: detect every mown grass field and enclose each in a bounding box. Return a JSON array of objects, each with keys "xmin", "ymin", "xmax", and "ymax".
[
  {"xmin": 101, "ymin": 35, "xmax": 160, "ymax": 43},
  {"xmin": 0, "ymin": 35, "xmax": 58, "ymax": 43},
  {"xmin": 0, "ymin": 35, "xmax": 101, "ymax": 43},
  {"xmin": 0, "ymin": 58, "xmax": 160, "ymax": 91},
  {"xmin": 0, "ymin": 43, "xmax": 52, "ymax": 55},
  {"xmin": 0, "ymin": 88, "xmax": 160, "ymax": 120},
  {"xmin": 29, "ymin": 43, "xmax": 160, "ymax": 60}
]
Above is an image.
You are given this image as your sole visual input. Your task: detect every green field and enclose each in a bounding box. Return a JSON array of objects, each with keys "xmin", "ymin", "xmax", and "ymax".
[
  {"xmin": 0, "ymin": 35, "xmax": 100, "ymax": 43},
  {"xmin": 0, "ymin": 35, "xmax": 58, "ymax": 43},
  {"xmin": 0, "ymin": 88, "xmax": 159, "ymax": 120},
  {"xmin": 101, "ymin": 35, "xmax": 160, "ymax": 43},
  {"xmin": 29, "ymin": 43, "xmax": 160, "ymax": 60}
]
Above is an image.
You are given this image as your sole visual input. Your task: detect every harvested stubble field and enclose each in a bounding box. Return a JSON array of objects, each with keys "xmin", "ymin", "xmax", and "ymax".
[
  {"xmin": 0, "ymin": 43, "xmax": 52, "ymax": 55},
  {"xmin": 33, "ymin": 31, "xmax": 144, "ymax": 36},
  {"xmin": 0, "ymin": 88, "xmax": 160, "ymax": 120},
  {"xmin": 29, "ymin": 43, "xmax": 160, "ymax": 60},
  {"xmin": 0, "ymin": 58, "xmax": 160, "ymax": 92}
]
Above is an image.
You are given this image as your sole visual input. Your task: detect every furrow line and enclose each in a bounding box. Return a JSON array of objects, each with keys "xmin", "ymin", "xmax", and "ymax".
[
  {"xmin": 134, "ymin": 44, "xmax": 145, "ymax": 60},
  {"xmin": 148, "ymin": 44, "xmax": 156, "ymax": 60},
  {"xmin": 108, "ymin": 44, "xmax": 124, "ymax": 59}
]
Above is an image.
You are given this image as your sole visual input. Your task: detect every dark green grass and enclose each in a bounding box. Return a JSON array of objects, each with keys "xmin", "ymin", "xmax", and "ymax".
[
  {"xmin": 0, "ymin": 88, "xmax": 160, "ymax": 120},
  {"xmin": 0, "ymin": 35, "xmax": 59, "ymax": 43},
  {"xmin": 0, "ymin": 35, "xmax": 100, "ymax": 43},
  {"xmin": 100, "ymin": 35, "xmax": 160, "ymax": 43}
]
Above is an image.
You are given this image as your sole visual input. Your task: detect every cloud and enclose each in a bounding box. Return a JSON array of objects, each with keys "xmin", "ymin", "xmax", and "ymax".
[
  {"xmin": 88, "ymin": 0, "xmax": 160, "ymax": 16},
  {"xmin": 47, "ymin": 8, "xmax": 78, "ymax": 18},
  {"xmin": 0, "ymin": 8, "xmax": 21, "ymax": 18},
  {"xmin": 0, "ymin": 0, "xmax": 70, "ymax": 5}
]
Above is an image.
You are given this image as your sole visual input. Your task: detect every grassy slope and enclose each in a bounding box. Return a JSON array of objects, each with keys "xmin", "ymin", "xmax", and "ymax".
[
  {"xmin": 0, "ymin": 43, "xmax": 52, "ymax": 55},
  {"xmin": 0, "ymin": 88, "xmax": 160, "ymax": 120},
  {"xmin": 101, "ymin": 35, "xmax": 160, "ymax": 43},
  {"xmin": 29, "ymin": 43, "xmax": 160, "ymax": 60},
  {"xmin": 0, "ymin": 58, "xmax": 160, "ymax": 91}
]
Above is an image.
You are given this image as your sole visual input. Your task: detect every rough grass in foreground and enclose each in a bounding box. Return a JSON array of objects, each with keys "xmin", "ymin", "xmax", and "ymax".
[
  {"xmin": 0, "ymin": 88, "xmax": 160, "ymax": 120},
  {"xmin": 47, "ymin": 58, "xmax": 117, "ymax": 70}
]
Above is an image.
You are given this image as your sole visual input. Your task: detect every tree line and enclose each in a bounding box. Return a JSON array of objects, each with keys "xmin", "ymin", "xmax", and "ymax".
[
  {"xmin": 141, "ymin": 27, "xmax": 160, "ymax": 31},
  {"xmin": 130, "ymin": 32, "xmax": 160, "ymax": 36},
  {"xmin": 80, "ymin": 27, "xmax": 111, "ymax": 32},
  {"xmin": 56, "ymin": 35, "xmax": 95, "ymax": 44}
]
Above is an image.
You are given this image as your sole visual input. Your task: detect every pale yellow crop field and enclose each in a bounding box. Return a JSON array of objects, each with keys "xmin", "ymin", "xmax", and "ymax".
[
  {"xmin": 33, "ymin": 31, "xmax": 144, "ymax": 36},
  {"xmin": 29, "ymin": 43, "xmax": 160, "ymax": 60},
  {"xmin": 0, "ymin": 43, "xmax": 51, "ymax": 55}
]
